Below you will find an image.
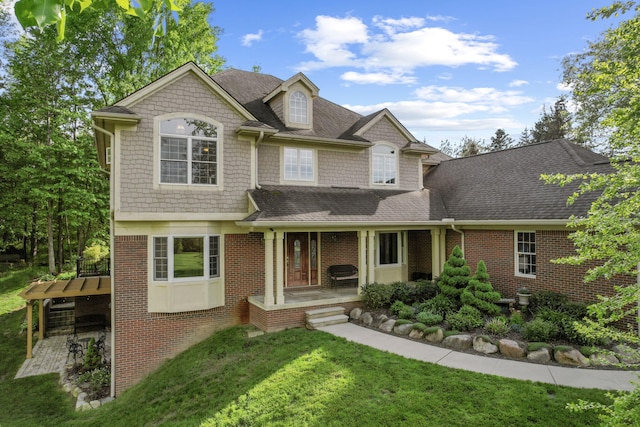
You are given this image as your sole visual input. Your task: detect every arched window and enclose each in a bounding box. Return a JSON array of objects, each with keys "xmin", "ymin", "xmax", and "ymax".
[
  {"xmin": 372, "ymin": 144, "xmax": 397, "ymax": 185},
  {"xmin": 159, "ymin": 118, "xmax": 218, "ymax": 185},
  {"xmin": 289, "ymin": 91, "xmax": 308, "ymax": 124}
]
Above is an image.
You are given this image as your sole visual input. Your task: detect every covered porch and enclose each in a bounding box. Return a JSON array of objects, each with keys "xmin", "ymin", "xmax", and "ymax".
[{"xmin": 19, "ymin": 276, "xmax": 111, "ymax": 358}]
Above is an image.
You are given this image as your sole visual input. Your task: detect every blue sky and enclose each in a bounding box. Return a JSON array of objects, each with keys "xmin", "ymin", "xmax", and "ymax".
[{"xmin": 212, "ymin": 1, "xmax": 622, "ymax": 148}]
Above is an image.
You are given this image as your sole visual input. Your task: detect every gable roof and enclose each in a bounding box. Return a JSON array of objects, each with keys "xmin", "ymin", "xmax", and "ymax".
[
  {"xmin": 423, "ymin": 139, "xmax": 612, "ymax": 222},
  {"xmin": 242, "ymin": 185, "xmax": 446, "ymax": 226}
]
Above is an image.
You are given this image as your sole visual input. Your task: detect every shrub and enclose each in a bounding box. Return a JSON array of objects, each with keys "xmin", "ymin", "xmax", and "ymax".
[
  {"xmin": 413, "ymin": 280, "xmax": 439, "ymax": 301},
  {"xmin": 416, "ymin": 311, "xmax": 443, "ymax": 326},
  {"xmin": 446, "ymin": 305, "xmax": 483, "ymax": 331},
  {"xmin": 561, "ymin": 319, "xmax": 600, "ymax": 346},
  {"xmin": 83, "ymin": 338, "xmax": 102, "ymax": 371},
  {"xmin": 390, "ymin": 282, "xmax": 415, "ymax": 304},
  {"xmin": 580, "ymin": 346, "xmax": 598, "ymax": 358},
  {"xmin": 418, "ymin": 293, "xmax": 458, "ymax": 317},
  {"xmin": 397, "ymin": 305, "xmax": 415, "ymax": 320},
  {"xmin": 77, "ymin": 365, "xmax": 110, "ymax": 391},
  {"xmin": 438, "ymin": 245, "xmax": 471, "ymax": 301},
  {"xmin": 460, "ymin": 261, "xmax": 501, "ymax": 315},
  {"xmin": 530, "ymin": 290, "xmax": 569, "ymax": 313},
  {"xmin": 390, "ymin": 300, "xmax": 406, "ymax": 316},
  {"xmin": 522, "ymin": 318, "xmax": 559, "ymax": 342},
  {"xmin": 412, "ymin": 323, "xmax": 428, "ymax": 332},
  {"xmin": 361, "ymin": 283, "xmax": 394, "ymax": 309},
  {"xmin": 563, "ymin": 302, "xmax": 589, "ymax": 320},
  {"xmin": 444, "ymin": 330, "xmax": 461, "ymax": 337},
  {"xmin": 484, "ymin": 317, "xmax": 510, "ymax": 336},
  {"xmin": 528, "ymin": 342, "xmax": 552, "ymax": 352},
  {"xmin": 424, "ymin": 326, "xmax": 441, "ymax": 335},
  {"xmin": 509, "ymin": 311, "xmax": 525, "ymax": 326},
  {"xmin": 394, "ymin": 319, "xmax": 412, "ymax": 326}
]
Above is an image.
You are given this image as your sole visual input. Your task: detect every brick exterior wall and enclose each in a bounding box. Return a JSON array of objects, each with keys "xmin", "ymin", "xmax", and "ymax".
[
  {"xmin": 450, "ymin": 229, "xmax": 635, "ymax": 303},
  {"xmin": 250, "ymin": 300, "xmax": 363, "ymax": 332},
  {"xmin": 75, "ymin": 295, "xmax": 110, "ymax": 323},
  {"xmin": 408, "ymin": 230, "xmax": 432, "ymax": 279},
  {"xmin": 320, "ymin": 232, "xmax": 359, "ymax": 287},
  {"xmin": 113, "ymin": 232, "xmax": 265, "ymax": 396}
]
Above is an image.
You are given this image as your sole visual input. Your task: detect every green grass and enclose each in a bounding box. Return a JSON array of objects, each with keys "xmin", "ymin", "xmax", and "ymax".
[{"xmin": 0, "ymin": 267, "xmax": 616, "ymax": 426}]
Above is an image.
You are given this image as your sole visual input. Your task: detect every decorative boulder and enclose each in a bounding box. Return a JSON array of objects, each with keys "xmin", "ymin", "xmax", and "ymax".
[
  {"xmin": 612, "ymin": 344, "xmax": 640, "ymax": 365},
  {"xmin": 443, "ymin": 334, "xmax": 473, "ymax": 350},
  {"xmin": 379, "ymin": 319, "xmax": 396, "ymax": 332},
  {"xmin": 393, "ymin": 323, "xmax": 413, "ymax": 335},
  {"xmin": 498, "ymin": 339, "xmax": 526, "ymax": 358},
  {"xmin": 360, "ymin": 312, "xmax": 373, "ymax": 326},
  {"xmin": 473, "ymin": 336, "xmax": 498, "ymax": 354},
  {"xmin": 589, "ymin": 352, "xmax": 620, "ymax": 367},
  {"xmin": 554, "ymin": 348, "xmax": 590, "ymax": 367},
  {"xmin": 372, "ymin": 314, "xmax": 388, "ymax": 327},
  {"xmin": 527, "ymin": 347, "xmax": 551, "ymax": 363},
  {"xmin": 424, "ymin": 328, "xmax": 444, "ymax": 343},
  {"xmin": 349, "ymin": 307, "xmax": 363, "ymax": 320},
  {"xmin": 409, "ymin": 329, "xmax": 425, "ymax": 339}
]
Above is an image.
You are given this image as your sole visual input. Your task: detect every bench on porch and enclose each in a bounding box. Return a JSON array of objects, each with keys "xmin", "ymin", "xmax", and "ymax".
[{"xmin": 328, "ymin": 264, "xmax": 358, "ymax": 288}]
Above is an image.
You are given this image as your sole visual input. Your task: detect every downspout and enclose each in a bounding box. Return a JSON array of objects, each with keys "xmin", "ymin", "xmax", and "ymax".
[
  {"xmin": 255, "ymin": 131, "xmax": 264, "ymax": 189},
  {"xmin": 91, "ymin": 120, "xmax": 116, "ymax": 397},
  {"xmin": 450, "ymin": 224, "xmax": 465, "ymax": 254}
]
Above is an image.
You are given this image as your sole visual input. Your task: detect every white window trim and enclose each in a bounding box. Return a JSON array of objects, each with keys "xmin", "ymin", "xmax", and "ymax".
[
  {"xmin": 153, "ymin": 113, "xmax": 224, "ymax": 191},
  {"xmin": 105, "ymin": 146, "xmax": 111, "ymax": 165},
  {"xmin": 281, "ymin": 146, "xmax": 317, "ymax": 185},
  {"xmin": 153, "ymin": 235, "xmax": 221, "ymax": 283},
  {"xmin": 371, "ymin": 143, "xmax": 399, "ymax": 187},
  {"xmin": 514, "ymin": 231, "xmax": 536, "ymax": 278},
  {"xmin": 377, "ymin": 231, "xmax": 404, "ymax": 267}
]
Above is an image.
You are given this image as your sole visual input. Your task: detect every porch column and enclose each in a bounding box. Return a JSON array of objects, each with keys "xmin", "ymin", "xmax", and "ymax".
[
  {"xmin": 264, "ymin": 231, "xmax": 274, "ymax": 306},
  {"xmin": 439, "ymin": 230, "xmax": 447, "ymax": 272},
  {"xmin": 38, "ymin": 298, "xmax": 45, "ymax": 340},
  {"xmin": 26, "ymin": 301, "xmax": 33, "ymax": 359},
  {"xmin": 357, "ymin": 230, "xmax": 367, "ymax": 294},
  {"xmin": 367, "ymin": 230, "xmax": 376, "ymax": 285},
  {"xmin": 431, "ymin": 228, "xmax": 441, "ymax": 277},
  {"xmin": 275, "ymin": 231, "xmax": 285, "ymax": 305}
]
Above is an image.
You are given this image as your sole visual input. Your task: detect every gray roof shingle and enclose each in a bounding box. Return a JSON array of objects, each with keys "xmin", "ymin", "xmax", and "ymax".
[{"xmin": 423, "ymin": 139, "xmax": 612, "ymax": 221}]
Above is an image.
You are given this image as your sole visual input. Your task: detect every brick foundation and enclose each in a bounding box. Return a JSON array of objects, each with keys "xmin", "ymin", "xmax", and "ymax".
[{"xmin": 249, "ymin": 300, "xmax": 364, "ymax": 332}]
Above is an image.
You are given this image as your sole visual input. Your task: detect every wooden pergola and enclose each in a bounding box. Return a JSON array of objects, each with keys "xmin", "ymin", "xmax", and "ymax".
[{"xmin": 19, "ymin": 277, "xmax": 111, "ymax": 358}]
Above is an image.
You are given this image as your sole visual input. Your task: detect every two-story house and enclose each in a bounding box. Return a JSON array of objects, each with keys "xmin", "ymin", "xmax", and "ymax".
[{"xmin": 92, "ymin": 62, "xmax": 633, "ymax": 396}]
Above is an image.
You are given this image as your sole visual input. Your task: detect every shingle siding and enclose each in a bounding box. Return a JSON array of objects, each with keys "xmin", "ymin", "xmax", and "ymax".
[{"xmin": 318, "ymin": 150, "xmax": 369, "ymax": 187}]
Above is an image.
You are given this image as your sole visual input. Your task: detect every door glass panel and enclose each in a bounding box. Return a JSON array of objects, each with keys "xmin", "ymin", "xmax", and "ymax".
[
  {"xmin": 294, "ymin": 239, "xmax": 301, "ymax": 269},
  {"xmin": 310, "ymin": 239, "xmax": 317, "ymax": 268}
]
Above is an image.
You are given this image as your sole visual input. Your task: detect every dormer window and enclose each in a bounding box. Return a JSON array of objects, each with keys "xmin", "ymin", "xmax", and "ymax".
[
  {"xmin": 372, "ymin": 144, "xmax": 397, "ymax": 185},
  {"xmin": 289, "ymin": 91, "xmax": 308, "ymax": 124}
]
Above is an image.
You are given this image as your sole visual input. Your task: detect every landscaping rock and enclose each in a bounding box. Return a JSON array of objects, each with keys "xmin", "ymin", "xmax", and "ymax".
[
  {"xmin": 349, "ymin": 307, "xmax": 363, "ymax": 320},
  {"xmin": 393, "ymin": 323, "xmax": 413, "ymax": 335},
  {"xmin": 409, "ymin": 329, "xmax": 424, "ymax": 339},
  {"xmin": 424, "ymin": 328, "xmax": 444, "ymax": 343},
  {"xmin": 89, "ymin": 400, "xmax": 101, "ymax": 409},
  {"xmin": 527, "ymin": 347, "xmax": 551, "ymax": 363},
  {"xmin": 379, "ymin": 319, "xmax": 396, "ymax": 332},
  {"xmin": 473, "ymin": 336, "xmax": 498, "ymax": 354},
  {"xmin": 554, "ymin": 348, "xmax": 590, "ymax": 367},
  {"xmin": 498, "ymin": 339, "xmax": 526, "ymax": 358},
  {"xmin": 443, "ymin": 334, "xmax": 473, "ymax": 350},
  {"xmin": 360, "ymin": 312, "xmax": 373, "ymax": 326},
  {"xmin": 589, "ymin": 352, "xmax": 620, "ymax": 367},
  {"xmin": 612, "ymin": 344, "xmax": 640, "ymax": 364},
  {"xmin": 372, "ymin": 314, "xmax": 388, "ymax": 328}
]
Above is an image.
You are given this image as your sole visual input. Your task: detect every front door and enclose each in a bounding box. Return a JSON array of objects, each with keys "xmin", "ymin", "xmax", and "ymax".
[{"xmin": 287, "ymin": 233, "xmax": 309, "ymax": 286}]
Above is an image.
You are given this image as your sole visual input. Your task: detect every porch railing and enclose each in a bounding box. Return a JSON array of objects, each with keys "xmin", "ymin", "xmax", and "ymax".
[{"xmin": 76, "ymin": 257, "xmax": 110, "ymax": 277}]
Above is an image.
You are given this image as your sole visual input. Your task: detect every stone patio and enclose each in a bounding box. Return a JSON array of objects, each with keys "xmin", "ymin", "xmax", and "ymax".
[{"xmin": 15, "ymin": 331, "xmax": 110, "ymax": 379}]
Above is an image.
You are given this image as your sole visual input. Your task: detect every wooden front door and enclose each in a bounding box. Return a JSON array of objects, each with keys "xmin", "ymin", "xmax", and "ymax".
[{"xmin": 287, "ymin": 233, "xmax": 309, "ymax": 286}]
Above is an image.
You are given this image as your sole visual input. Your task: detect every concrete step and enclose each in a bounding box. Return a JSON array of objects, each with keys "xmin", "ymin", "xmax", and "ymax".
[
  {"xmin": 306, "ymin": 314, "xmax": 348, "ymax": 329},
  {"xmin": 305, "ymin": 306, "xmax": 345, "ymax": 320}
]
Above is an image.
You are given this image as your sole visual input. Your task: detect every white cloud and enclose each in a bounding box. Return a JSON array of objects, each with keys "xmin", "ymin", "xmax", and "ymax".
[
  {"xmin": 426, "ymin": 15, "xmax": 456, "ymax": 23},
  {"xmin": 297, "ymin": 15, "xmax": 517, "ymax": 77},
  {"xmin": 509, "ymin": 79, "xmax": 529, "ymax": 87},
  {"xmin": 341, "ymin": 71, "xmax": 416, "ymax": 85},
  {"xmin": 415, "ymin": 86, "xmax": 534, "ymax": 107},
  {"xmin": 556, "ymin": 82, "xmax": 572, "ymax": 91},
  {"xmin": 242, "ymin": 30, "xmax": 264, "ymax": 47}
]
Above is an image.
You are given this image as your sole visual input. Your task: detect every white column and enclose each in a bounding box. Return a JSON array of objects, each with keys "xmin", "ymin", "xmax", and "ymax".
[
  {"xmin": 264, "ymin": 231, "xmax": 274, "ymax": 306},
  {"xmin": 367, "ymin": 230, "xmax": 376, "ymax": 284},
  {"xmin": 431, "ymin": 228, "xmax": 441, "ymax": 277},
  {"xmin": 275, "ymin": 231, "xmax": 285, "ymax": 305},
  {"xmin": 357, "ymin": 230, "xmax": 368, "ymax": 294},
  {"xmin": 439, "ymin": 230, "xmax": 447, "ymax": 273}
]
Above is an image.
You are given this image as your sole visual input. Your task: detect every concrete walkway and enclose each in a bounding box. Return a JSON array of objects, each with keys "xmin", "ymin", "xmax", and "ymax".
[
  {"xmin": 318, "ymin": 322, "xmax": 640, "ymax": 392},
  {"xmin": 15, "ymin": 331, "xmax": 110, "ymax": 379}
]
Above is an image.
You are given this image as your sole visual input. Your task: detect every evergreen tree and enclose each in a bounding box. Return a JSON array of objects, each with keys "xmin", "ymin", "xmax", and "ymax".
[
  {"xmin": 461, "ymin": 261, "xmax": 502, "ymax": 315},
  {"xmin": 531, "ymin": 96, "xmax": 571, "ymax": 143},
  {"xmin": 458, "ymin": 136, "xmax": 485, "ymax": 157},
  {"xmin": 488, "ymin": 128, "xmax": 514, "ymax": 152},
  {"xmin": 437, "ymin": 245, "xmax": 471, "ymax": 301},
  {"xmin": 518, "ymin": 127, "xmax": 534, "ymax": 146}
]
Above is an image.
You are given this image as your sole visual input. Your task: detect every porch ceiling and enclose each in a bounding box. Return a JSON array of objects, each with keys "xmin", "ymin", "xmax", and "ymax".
[{"xmin": 20, "ymin": 276, "xmax": 111, "ymax": 301}]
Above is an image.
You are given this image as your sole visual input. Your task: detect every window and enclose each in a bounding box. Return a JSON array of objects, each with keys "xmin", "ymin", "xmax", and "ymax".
[
  {"xmin": 516, "ymin": 231, "xmax": 536, "ymax": 277},
  {"xmin": 284, "ymin": 147, "xmax": 314, "ymax": 181},
  {"xmin": 379, "ymin": 232, "xmax": 399, "ymax": 265},
  {"xmin": 372, "ymin": 144, "xmax": 397, "ymax": 185},
  {"xmin": 289, "ymin": 91, "xmax": 308, "ymax": 124},
  {"xmin": 159, "ymin": 118, "xmax": 218, "ymax": 185},
  {"xmin": 153, "ymin": 236, "xmax": 220, "ymax": 281}
]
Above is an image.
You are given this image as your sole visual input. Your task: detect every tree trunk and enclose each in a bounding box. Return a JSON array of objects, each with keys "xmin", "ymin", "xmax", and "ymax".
[
  {"xmin": 56, "ymin": 195, "xmax": 64, "ymax": 274},
  {"xmin": 30, "ymin": 204, "xmax": 38, "ymax": 264},
  {"xmin": 47, "ymin": 199, "xmax": 55, "ymax": 275}
]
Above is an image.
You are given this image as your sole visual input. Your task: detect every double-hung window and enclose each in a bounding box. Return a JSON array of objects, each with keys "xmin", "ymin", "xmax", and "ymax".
[
  {"xmin": 284, "ymin": 147, "xmax": 314, "ymax": 181},
  {"xmin": 160, "ymin": 118, "xmax": 218, "ymax": 185},
  {"xmin": 378, "ymin": 232, "xmax": 400, "ymax": 265},
  {"xmin": 372, "ymin": 144, "xmax": 397, "ymax": 185},
  {"xmin": 153, "ymin": 235, "xmax": 220, "ymax": 281},
  {"xmin": 515, "ymin": 231, "xmax": 536, "ymax": 277}
]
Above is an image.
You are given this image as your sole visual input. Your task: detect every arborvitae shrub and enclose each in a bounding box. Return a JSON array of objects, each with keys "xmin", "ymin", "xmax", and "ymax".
[
  {"xmin": 438, "ymin": 245, "xmax": 471, "ymax": 302},
  {"xmin": 460, "ymin": 261, "xmax": 501, "ymax": 315}
]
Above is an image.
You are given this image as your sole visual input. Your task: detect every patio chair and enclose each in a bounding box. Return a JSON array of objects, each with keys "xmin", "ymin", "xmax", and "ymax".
[
  {"xmin": 66, "ymin": 334, "xmax": 83, "ymax": 363},
  {"xmin": 94, "ymin": 330, "xmax": 107, "ymax": 360}
]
